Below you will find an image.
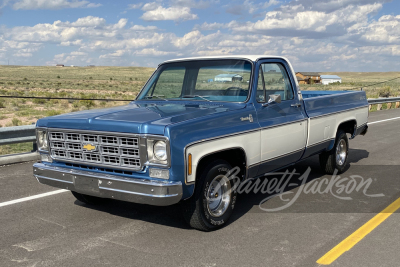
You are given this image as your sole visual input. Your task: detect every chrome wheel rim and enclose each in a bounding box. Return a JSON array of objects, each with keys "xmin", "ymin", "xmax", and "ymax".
[
  {"xmin": 206, "ymin": 175, "xmax": 231, "ymax": 217},
  {"xmin": 336, "ymin": 139, "xmax": 347, "ymax": 166}
]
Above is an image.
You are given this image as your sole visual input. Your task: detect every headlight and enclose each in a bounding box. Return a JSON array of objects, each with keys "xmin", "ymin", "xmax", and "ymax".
[
  {"xmin": 146, "ymin": 137, "xmax": 170, "ymax": 166},
  {"xmin": 153, "ymin": 141, "xmax": 167, "ymax": 161},
  {"xmin": 37, "ymin": 129, "xmax": 49, "ymax": 151}
]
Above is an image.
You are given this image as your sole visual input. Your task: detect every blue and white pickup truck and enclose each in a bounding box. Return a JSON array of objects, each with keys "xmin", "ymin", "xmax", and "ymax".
[{"xmin": 33, "ymin": 56, "xmax": 368, "ymax": 231}]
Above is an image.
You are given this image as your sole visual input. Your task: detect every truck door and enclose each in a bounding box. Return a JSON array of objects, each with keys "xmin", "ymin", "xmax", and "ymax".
[{"xmin": 254, "ymin": 60, "xmax": 308, "ymax": 176}]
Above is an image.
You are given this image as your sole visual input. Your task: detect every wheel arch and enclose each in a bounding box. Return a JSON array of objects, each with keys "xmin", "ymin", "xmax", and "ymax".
[
  {"xmin": 186, "ymin": 147, "xmax": 248, "ymax": 185},
  {"xmin": 327, "ymin": 119, "xmax": 356, "ymax": 151}
]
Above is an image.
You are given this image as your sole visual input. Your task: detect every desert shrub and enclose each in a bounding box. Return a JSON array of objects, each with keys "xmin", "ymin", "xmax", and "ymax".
[
  {"xmin": 60, "ymin": 100, "xmax": 69, "ymax": 108},
  {"xmin": 110, "ymin": 78, "xmax": 113, "ymax": 81},
  {"xmin": 33, "ymin": 98, "xmax": 46, "ymax": 104},
  {"xmin": 89, "ymin": 77, "xmax": 93, "ymax": 79},
  {"xmin": 12, "ymin": 118, "xmax": 21, "ymax": 126},
  {"xmin": 0, "ymin": 101, "xmax": 5, "ymax": 108},
  {"xmin": 57, "ymin": 75, "xmax": 60, "ymax": 79},
  {"xmin": 72, "ymin": 101, "xmax": 80, "ymax": 108},
  {"xmin": 23, "ymin": 78, "xmax": 28, "ymax": 81},
  {"xmin": 378, "ymin": 86, "xmax": 392, "ymax": 97},
  {"xmin": 46, "ymin": 110, "xmax": 62, "ymax": 116},
  {"xmin": 130, "ymin": 78, "xmax": 133, "ymax": 81},
  {"xmin": 79, "ymin": 100, "xmax": 95, "ymax": 108}
]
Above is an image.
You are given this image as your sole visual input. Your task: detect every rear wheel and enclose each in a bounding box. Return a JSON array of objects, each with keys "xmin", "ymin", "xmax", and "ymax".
[
  {"xmin": 182, "ymin": 160, "xmax": 238, "ymax": 231},
  {"xmin": 71, "ymin": 191, "xmax": 108, "ymax": 205},
  {"xmin": 319, "ymin": 130, "xmax": 349, "ymax": 175}
]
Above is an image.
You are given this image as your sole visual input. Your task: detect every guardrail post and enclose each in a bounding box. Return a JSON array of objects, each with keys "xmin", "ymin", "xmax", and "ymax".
[
  {"xmin": 387, "ymin": 102, "xmax": 392, "ymax": 110},
  {"xmin": 377, "ymin": 104, "xmax": 382, "ymax": 111},
  {"xmin": 32, "ymin": 142, "xmax": 37, "ymax": 152},
  {"xmin": 396, "ymin": 96, "xmax": 400, "ymax": 109}
]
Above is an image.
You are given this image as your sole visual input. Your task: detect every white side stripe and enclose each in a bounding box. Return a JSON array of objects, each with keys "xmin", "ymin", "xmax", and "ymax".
[
  {"xmin": 0, "ymin": 189, "xmax": 67, "ymax": 208},
  {"xmin": 369, "ymin": 116, "xmax": 400, "ymax": 125}
]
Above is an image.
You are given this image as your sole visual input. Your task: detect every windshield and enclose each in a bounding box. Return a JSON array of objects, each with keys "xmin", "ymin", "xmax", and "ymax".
[{"xmin": 137, "ymin": 60, "xmax": 252, "ymax": 102}]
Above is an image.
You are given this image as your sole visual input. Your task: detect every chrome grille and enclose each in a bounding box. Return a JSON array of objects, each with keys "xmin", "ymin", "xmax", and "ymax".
[{"xmin": 48, "ymin": 130, "xmax": 141, "ymax": 170}]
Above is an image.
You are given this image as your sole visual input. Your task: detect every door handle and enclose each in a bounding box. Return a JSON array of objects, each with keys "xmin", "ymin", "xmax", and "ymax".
[{"xmin": 291, "ymin": 103, "xmax": 302, "ymax": 108}]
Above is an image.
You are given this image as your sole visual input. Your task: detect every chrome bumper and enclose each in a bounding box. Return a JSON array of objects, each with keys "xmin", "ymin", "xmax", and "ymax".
[{"xmin": 33, "ymin": 163, "xmax": 183, "ymax": 206}]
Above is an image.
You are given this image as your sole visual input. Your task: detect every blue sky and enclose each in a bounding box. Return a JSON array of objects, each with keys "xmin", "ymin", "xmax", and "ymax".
[{"xmin": 0, "ymin": 0, "xmax": 400, "ymax": 71}]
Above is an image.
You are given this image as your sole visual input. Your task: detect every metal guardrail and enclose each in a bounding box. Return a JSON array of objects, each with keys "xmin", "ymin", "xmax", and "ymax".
[
  {"xmin": 0, "ymin": 97, "xmax": 399, "ymax": 148},
  {"xmin": 0, "ymin": 125, "xmax": 36, "ymax": 146},
  {"xmin": 367, "ymin": 97, "xmax": 400, "ymax": 105}
]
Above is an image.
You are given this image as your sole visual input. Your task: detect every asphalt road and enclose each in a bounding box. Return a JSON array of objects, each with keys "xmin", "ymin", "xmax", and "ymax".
[{"xmin": 1, "ymin": 109, "xmax": 400, "ymax": 267}]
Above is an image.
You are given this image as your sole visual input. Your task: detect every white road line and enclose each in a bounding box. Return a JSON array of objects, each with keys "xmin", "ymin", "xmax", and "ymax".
[
  {"xmin": 0, "ymin": 189, "xmax": 67, "ymax": 208},
  {"xmin": 369, "ymin": 116, "xmax": 400, "ymax": 125}
]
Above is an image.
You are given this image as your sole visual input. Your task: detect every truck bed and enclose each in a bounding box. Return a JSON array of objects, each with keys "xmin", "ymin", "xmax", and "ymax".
[{"xmin": 301, "ymin": 90, "xmax": 368, "ymax": 118}]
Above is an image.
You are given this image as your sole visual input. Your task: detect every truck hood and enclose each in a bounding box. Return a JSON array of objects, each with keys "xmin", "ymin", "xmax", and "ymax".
[{"xmin": 36, "ymin": 101, "xmax": 247, "ymax": 135}]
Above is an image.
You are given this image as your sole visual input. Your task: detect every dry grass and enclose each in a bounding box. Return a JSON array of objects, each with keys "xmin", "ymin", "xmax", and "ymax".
[{"xmin": 0, "ymin": 65, "xmax": 155, "ymax": 128}]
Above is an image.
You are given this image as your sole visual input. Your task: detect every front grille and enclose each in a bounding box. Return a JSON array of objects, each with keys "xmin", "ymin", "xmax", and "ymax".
[{"xmin": 48, "ymin": 130, "xmax": 141, "ymax": 170}]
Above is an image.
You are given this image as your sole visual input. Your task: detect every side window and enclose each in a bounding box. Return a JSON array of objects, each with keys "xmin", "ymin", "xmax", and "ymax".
[
  {"xmin": 256, "ymin": 63, "xmax": 294, "ymax": 102},
  {"xmin": 150, "ymin": 67, "xmax": 185, "ymax": 98}
]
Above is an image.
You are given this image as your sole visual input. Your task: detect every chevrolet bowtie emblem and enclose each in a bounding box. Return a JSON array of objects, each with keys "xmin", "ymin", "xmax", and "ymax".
[{"xmin": 83, "ymin": 144, "xmax": 97, "ymax": 151}]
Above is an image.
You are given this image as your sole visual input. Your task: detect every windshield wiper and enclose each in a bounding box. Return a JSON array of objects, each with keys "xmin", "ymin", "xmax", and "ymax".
[
  {"xmin": 143, "ymin": 95, "xmax": 168, "ymax": 101},
  {"xmin": 181, "ymin": 95, "xmax": 212, "ymax": 102}
]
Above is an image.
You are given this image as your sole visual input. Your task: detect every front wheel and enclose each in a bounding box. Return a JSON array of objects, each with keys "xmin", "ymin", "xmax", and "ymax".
[
  {"xmin": 182, "ymin": 160, "xmax": 238, "ymax": 231},
  {"xmin": 319, "ymin": 130, "xmax": 349, "ymax": 175}
]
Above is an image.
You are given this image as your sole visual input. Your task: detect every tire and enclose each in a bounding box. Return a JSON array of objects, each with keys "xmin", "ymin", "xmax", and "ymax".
[
  {"xmin": 182, "ymin": 160, "xmax": 239, "ymax": 231},
  {"xmin": 71, "ymin": 191, "xmax": 108, "ymax": 205},
  {"xmin": 319, "ymin": 130, "xmax": 349, "ymax": 175}
]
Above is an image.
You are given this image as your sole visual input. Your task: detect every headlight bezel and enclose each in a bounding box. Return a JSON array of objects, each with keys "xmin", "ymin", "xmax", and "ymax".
[
  {"xmin": 145, "ymin": 135, "xmax": 170, "ymax": 167},
  {"xmin": 36, "ymin": 128, "xmax": 49, "ymax": 152}
]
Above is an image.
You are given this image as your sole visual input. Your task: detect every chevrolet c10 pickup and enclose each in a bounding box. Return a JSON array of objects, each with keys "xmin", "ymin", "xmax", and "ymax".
[{"xmin": 33, "ymin": 55, "xmax": 368, "ymax": 231}]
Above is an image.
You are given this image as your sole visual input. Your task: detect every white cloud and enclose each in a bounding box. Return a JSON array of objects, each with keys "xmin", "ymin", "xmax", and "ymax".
[
  {"xmin": 12, "ymin": 0, "xmax": 101, "ymax": 10},
  {"xmin": 141, "ymin": 6, "xmax": 198, "ymax": 21},
  {"xmin": 130, "ymin": 25, "xmax": 158, "ymax": 31},
  {"xmin": 229, "ymin": 3, "xmax": 382, "ymax": 37},
  {"xmin": 225, "ymin": 0, "xmax": 280, "ymax": 16},
  {"xmin": 133, "ymin": 48, "xmax": 176, "ymax": 56},
  {"xmin": 194, "ymin": 22, "xmax": 227, "ymax": 31},
  {"xmin": 142, "ymin": 2, "xmax": 160, "ymax": 11},
  {"xmin": 128, "ymin": 3, "xmax": 143, "ymax": 9},
  {"xmin": 263, "ymin": 0, "xmax": 280, "ymax": 9},
  {"xmin": 169, "ymin": 0, "xmax": 211, "ymax": 9},
  {"xmin": 2, "ymin": 1, "xmax": 400, "ymax": 71}
]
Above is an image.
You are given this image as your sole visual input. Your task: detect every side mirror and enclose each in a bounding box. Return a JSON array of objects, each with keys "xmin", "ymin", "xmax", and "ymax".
[{"xmin": 262, "ymin": 94, "xmax": 281, "ymax": 107}]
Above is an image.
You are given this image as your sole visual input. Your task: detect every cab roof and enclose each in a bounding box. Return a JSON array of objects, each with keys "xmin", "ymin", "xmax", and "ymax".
[{"xmin": 161, "ymin": 55, "xmax": 290, "ymax": 65}]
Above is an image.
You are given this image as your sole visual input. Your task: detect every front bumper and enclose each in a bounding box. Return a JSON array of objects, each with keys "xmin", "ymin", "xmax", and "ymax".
[{"xmin": 33, "ymin": 163, "xmax": 183, "ymax": 206}]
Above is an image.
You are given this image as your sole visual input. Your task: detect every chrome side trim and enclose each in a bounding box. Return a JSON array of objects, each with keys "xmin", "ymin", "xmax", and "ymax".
[{"xmin": 33, "ymin": 163, "xmax": 182, "ymax": 206}]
